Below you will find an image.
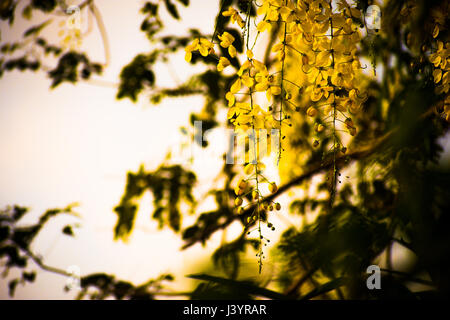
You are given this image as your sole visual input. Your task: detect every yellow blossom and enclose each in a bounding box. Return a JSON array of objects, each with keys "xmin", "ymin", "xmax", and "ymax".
[
  {"xmin": 222, "ymin": 7, "xmax": 245, "ymax": 28},
  {"xmin": 217, "ymin": 57, "xmax": 231, "ymax": 72},
  {"xmin": 218, "ymin": 32, "xmax": 237, "ymax": 58},
  {"xmin": 185, "ymin": 38, "xmax": 214, "ymax": 62}
]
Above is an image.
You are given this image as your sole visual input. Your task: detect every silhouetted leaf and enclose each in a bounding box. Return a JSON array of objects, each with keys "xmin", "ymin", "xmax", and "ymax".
[
  {"xmin": 62, "ymin": 225, "xmax": 74, "ymax": 236},
  {"xmin": 187, "ymin": 274, "xmax": 289, "ymax": 300},
  {"xmin": 164, "ymin": 0, "xmax": 179, "ymax": 20},
  {"xmin": 8, "ymin": 279, "xmax": 19, "ymax": 297},
  {"xmin": 23, "ymin": 19, "xmax": 51, "ymax": 37},
  {"xmin": 177, "ymin": 0, "xmax": 189, "ymax": 6},
  {"xmin": 117, "ymin": 54, "xmax": 155, "ymax": 102},
  {"xmin": 299, "ymin": 278, "xmax": 346, "ymax": 300}
]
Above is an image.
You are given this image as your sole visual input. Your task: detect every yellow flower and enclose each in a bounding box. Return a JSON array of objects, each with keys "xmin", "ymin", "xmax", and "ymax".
[
  {"xmin": 252, "ymin": 59, "xmax": 266, "ymax": 72},
  {"xmin": 272, "ymin": 35, "xmax": 292, "ymax": 61},
  {"xmin": 433, "ymin": 25, "xmax": 439, "ymax": 38},
  {"xmin": 313, "ymin": 139, "xmax": 320, "ymax": 147},
  {"xmin": 316, "ymin": 123, "xmax": 325, "ymax": 132},
  {"xmin": 237, "ymin": 178, "xmax": 247, "ymax": 189},
  {"xmin": 218, "ymin": 32, "xmax": 237, "ymax": 58},
  {"xmin": 315, "ymin": 49, "xmax": 332, "ymax": 67},
  {"xmin": 185, "ymin": 38, "xmax": 214, "ymax": 62},
  {"xmin": 226, "ymin": 92, "xmax": 235, "ymax": 107},
  {"xmin": 270, "ymin": 86, "xmax": 281, "ymax": 95},
  {"xmin": 198, "ymin": 38, "xmax": 214, "ymax": 56},
  {"xmin": 255, "ymin": 68, "xmax": 270, "ymax": 91},
  {"xmin": 257, "ymin": 20, "xmax": 271, "ymax": 32},
  {"xmin": 222, "ymin": 7, "xmax": 245, "ymax": 28},
  {"xmin": 230, "ymin": 78, "xmax": 242, "ymax": 93},
  {"xmin": 217, "ymin": 57, "xmax": 231, "ymax": 71},
  {"xmin": 268, "ymin": 182, "xmax": 277, "ymax": 194},
  {"xmin": 305, "ymin": 65, "xmax": 329, "ymax": 85},
  {"xmin": 185, "ymin": 39, "xmax": 198, "ymax": 62},
  {"xmin": 429, "ymin": 41, "xmax": 448, "ymax": 69},
  {"xmin": 237, "ymin": 60, "xmax": 252, "ymax": 76},
  {"xmin": 241, "ymin": 74, "xmax": 254, "ymax": 88},
  {"xmin": 433, "ymin": 69, "xmax": 442, "ymax": 83},
  {"xmin": 337, "ymin": 0, "xmax": 361, "ymax": 19},
  {"xmin": 345, "ymin": 89, "xmax": 366, "ymax": 113},
  {"xmin": 307, "ymin": 106, "xmax": 318, "ymax": 117},
  {"xmin": 310, "ymin": 85, "xmax": 333, "ymax": 102},
  {"xmin": 345, "ymin": 99, "xmax": 362, "ymax": 114},
  {"xmin": 235, "ymin": 186, "xmax": 244, "ymax": 196},
  {"xmin": 227, "ymin": 102, "xmax": 251, "ymax": 121},
  {"xmin": 330, "ymin": 64, "xmax": 354, "ymax": 88},
  {"xmin": 244, "ymin": 163, "xmax": 266, "ymax": 175}
]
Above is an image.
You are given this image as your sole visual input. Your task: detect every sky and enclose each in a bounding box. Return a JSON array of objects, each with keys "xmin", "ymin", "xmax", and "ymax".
[{"xmin": 0, "ymin": 0, "xmax": 234, "ymax": 299}]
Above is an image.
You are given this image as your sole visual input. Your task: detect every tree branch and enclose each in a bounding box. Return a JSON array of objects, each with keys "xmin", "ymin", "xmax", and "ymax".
[
  {"xmin": 23, "ymin": 248, "xmax": 190, "ymax": 298},
  {"xmin": 89, "ymin": 2, "xmax": 110, "ymax": 67},
  {"xmin": 181, "ymin": 129, "xmax": 395, "ymax": 250},
  {"xmin": 181, "ymin": 101, "xmax": 438, "ymax": 250}
]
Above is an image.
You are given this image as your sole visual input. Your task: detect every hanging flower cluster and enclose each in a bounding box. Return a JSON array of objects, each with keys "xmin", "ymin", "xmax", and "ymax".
[
  {"xmin": 430, "ymin": 40, "xmax": 450, "ymax": 122},
  {"xmin": 184, "ymin": 0, "xmax": 368, "ymax": 271},
  {"xmin": 249, "ymin": 0, "xmax": 367, "ymax": 203},
  {"xmin": 279, "ymin": 0, "xmax": 366, "ymax": 142},
  {"xmin": 58, "ymin": 19, "xmax": 83, "ymax": 50}
]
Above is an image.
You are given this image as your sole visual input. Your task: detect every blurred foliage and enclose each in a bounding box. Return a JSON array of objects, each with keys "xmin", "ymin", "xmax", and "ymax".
[
  {"xmin": 0, "ymin": 205, "xmax": 77, "ymax": 296},
  {"xmin": 0, "ymin": 0, "xmax": 102, "ymax": 86},
  {"xmin": 0, "ymin": 205, "xmax": 175, "ymax": 299},
  {"xmin": 114, "ymin": 165, "xmax": 197, "ymax": 237},
  {"xmin": 48, "ymin": 51, "xmax": 102, "ymax": 87},
  {"xmin": 76, "ymin": 272, "xmax": 174, "ymax": 300},
  {"xmin": 1, "ymin": 0, "xmax": 450, "ymax": 300}
]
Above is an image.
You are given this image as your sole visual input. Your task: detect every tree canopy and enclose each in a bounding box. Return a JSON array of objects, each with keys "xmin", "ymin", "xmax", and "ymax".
[{"xmin": 1, "ymin": 0, "xmax": 450, "ymax": 300}]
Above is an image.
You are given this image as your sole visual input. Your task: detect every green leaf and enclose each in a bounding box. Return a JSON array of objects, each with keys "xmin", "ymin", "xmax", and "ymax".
[
  {"xmin": 62, "ymin": 225, "xmax": 74, "ymax": 236},
  {"xmin": 187, "ymin": 274, "xmax": 289, "ymax": 300},
  {"xmin": 164, "ymin": 0, "xmax": 179, "ymax": 20},
  {"xmin": 22, "ymin": 271, "xmax": 36, "ymax": 283},
  {"xmin": 22, "ymin": 5, "xmax": 33, "ymax": 20},
  {"xmin": 299, "ymin": 278, "xmax": 346, "ymax": 300},
  {"xmin": 23, "ymin": 19, "xmax": 52, "ymax": 37},
  {"xmin": 31, "ymin": 0, "xmax": 57, "ymax": 12},
  {"xmin": 8, "ymin": 279, "xmax": 19, "ymax": 297},
  {"xmin": 116, "ymin": 54, "xmax": 155, "ymax": 102},
  {"xmin": 142, "ymin": 2, "xmax": 158, "ymax": 15}
]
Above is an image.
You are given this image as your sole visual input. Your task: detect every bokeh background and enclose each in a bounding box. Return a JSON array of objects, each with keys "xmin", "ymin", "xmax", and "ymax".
[{"xmin": 1, "ymin": 0, "xmax": 450, "ymax": 299}]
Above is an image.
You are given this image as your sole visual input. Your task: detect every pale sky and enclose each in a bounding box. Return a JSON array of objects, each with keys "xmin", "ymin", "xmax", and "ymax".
[{"xmin": 0, "ymin": 0, "xmax": 234, "ymax": 299}]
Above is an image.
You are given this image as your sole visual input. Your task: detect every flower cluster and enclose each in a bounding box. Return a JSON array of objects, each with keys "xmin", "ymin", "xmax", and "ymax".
[
  {"xmin": 184, "ymin": 0, "xmax": 367, "ymax": 271},
  {"xmin": 58, "ymin": 20, "xmax": 83, "ymax": 50},
  {"xmin": 185, "ymin": 38, "xmax": 214, "ymax": 62},
  {"xmin": 252, "ymin": 0, "xmax": 366, "ymax": 200},
  {"xmin": 430, "ymin": 40, "xmax": 450, "ymax": 122}
]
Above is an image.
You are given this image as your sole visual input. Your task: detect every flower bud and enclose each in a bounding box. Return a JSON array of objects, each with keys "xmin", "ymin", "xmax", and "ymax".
[
  {"xmin": 268, "ymin": 182, "xmax": 278, "ymax": 194},
  {"xmin": 307, "ymin": 106, "xmax": 318, "ymax": 117}
]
